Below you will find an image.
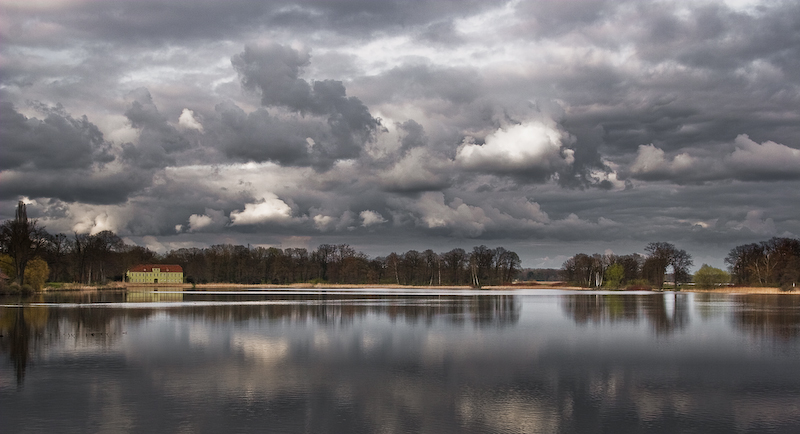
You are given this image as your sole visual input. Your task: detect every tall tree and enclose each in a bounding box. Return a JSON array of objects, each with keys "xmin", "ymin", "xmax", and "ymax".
[
  {"xmin": 42, "ymin": 233, "xmax": 73, "ymax": 282},
  {"xmin": 422, "ymin": 249, "xmax": 440, "ymax": 285},
  {"xmin": 73, "ymin": 230, "xmax": 124, "ymax": 284},
  {"xmin": 726, "ymin": 237, "xmax": 800, "ymax": 287},
  {"xmin": 671, "ymin": 249, "xmax": 693, "ymax": 288},
  {"xmin": 644, "ymin": 242, "xmax": 692, "ymax": 289},
  {"xmin": 0, "ymin": 201, "xmax": 48, "ymax": 285},
  {"xmin": 470, "ymin": 245, "xmax": 495, "ymax": 287},
  {"xmin": 562, "ymin": 253, "xmax": 594, "ymax": 287},
  {"xmin": 441, "ymin": 248, "xmax": 467, "ymax": 285}
]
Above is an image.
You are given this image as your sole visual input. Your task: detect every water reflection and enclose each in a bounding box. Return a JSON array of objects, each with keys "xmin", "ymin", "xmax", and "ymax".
[
  {"xmin": 1, "ymin": 292, "xmax": 519, "ymax": 386},
  {"xmin": 732, "ymin": 295, "xmax": 800, "ymax": 340},
  {"xmin": 2, "ymin": 291, "xmax": 800, "ymax": 433},
  {"xmin": 560, "ymin": 293, "xmax": 690, "ymax": 334},
  {"xmin": 0, "ymin": 308, "xmax": 37, "ymax": 385}
]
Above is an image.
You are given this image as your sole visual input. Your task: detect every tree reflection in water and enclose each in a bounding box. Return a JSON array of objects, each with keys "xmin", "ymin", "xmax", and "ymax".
[
  {"xmin": 2, "ymin": 291, "xmax": 800, "ymax": 433},
  {"xmin": 560, "ymin": 293, "xmax": 690, "ymax": 334},
  {"xmin": 0, "ymin": 293, "xmax": 519, "ymax": 386},
  {"xmin": 732, "ymin": 294, "xmax": 800, "ymax": 340}
]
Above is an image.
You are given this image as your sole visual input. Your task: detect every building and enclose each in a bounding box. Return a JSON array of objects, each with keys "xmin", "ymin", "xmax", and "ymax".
[{"xmin": 126, "ymin": 264, "xmax": 184, "ymax": 284}]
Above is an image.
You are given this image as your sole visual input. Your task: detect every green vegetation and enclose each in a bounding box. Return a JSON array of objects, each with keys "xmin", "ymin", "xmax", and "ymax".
[
  {"xmin": 603, "ymin": 263, "xmax": 625, "ymax": 289},
  {"xmin": 23, "ymin": 257, "xmax": 49, "ymax": 290},
  {"xmin": 694, "ymin": 264, "xmax": 730, "ymax": 289}
]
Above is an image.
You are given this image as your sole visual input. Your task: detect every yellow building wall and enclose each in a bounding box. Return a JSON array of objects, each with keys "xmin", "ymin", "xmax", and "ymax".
[{"xmin": 126, "ymin": 270, "xmax": 183, "ymax": 284}]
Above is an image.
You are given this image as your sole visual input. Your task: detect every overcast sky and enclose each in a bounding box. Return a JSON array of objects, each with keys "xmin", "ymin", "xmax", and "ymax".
[{"xmin": 2, "ymin": 0, "xmax": 799, "ymax": 269}]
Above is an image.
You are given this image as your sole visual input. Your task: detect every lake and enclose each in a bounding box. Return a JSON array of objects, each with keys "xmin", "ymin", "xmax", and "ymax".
[{"xmin": 2, "ymin": 289, "xmax": 800, "ymax": 433}]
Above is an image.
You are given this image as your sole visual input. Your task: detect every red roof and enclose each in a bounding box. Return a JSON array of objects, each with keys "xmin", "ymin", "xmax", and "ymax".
[{"xmin": 128, "ymin": 264, "xmax": 183, "ymax": 273}]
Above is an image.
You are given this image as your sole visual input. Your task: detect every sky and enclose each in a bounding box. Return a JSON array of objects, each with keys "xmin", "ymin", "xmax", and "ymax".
[{"xmin": 2, "ymin": 0, "xmax": 799, "ymax": 270}]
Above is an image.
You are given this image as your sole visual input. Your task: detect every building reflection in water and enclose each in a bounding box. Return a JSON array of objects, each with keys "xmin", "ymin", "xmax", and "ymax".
[
  {"xmin": 2, "ymin": 291, "xmax": 800, "ymax": 433},
  {"xmin": 0, "ymin": 292, "xmax": 518, "ymax": 386}
]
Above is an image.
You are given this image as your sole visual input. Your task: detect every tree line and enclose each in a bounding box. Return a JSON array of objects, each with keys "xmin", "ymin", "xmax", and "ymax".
[
  {"xmin": 1, "ymin": 202, "xmax": 521, "ymax": 289},
  {"xmin": 563, "ymin": 237, "xmax": 800, "ymax": 290},
  {"xmin": 4, "ymin": 200, "xmax": 798, "ymax": 291},
  {"xmin": 163, "ymin": 243, "xmax": 520, "ymax": 287},
  {"xmin": 725, "ymin": 237, "xmax": 800, "ymax": 290},
  {"xmin": 562, "ymin": 242, "xmax": 694, "ymax": 290}
]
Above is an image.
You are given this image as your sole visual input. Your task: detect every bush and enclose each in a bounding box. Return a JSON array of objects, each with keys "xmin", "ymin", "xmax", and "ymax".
[
  {"xmin": 0, "ymin": 254, "xmax": 15, "ymax": 280},
  {"xmin": 603, "ymin": 264, "xmax": 625, "ymax": 289},
  {"xmin": 3, "ymin": 282, "xmax": 21, "ymax": 294},
  {"xmin": 694, "ymin": 264, "xmax": 730, "ymax": 289},
  {"xmin": 24, "ymin": 257, "xmax": 50, "ymax": 290}
]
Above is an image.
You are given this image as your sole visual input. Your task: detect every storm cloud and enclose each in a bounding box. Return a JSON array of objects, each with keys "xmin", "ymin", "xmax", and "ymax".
[
  {"xmin": 2, "ymin": 0, "xmax": 799, "ymax": 268},
  {"xmin": 232, "ymin": 43, "xmax": 380, "ymax": 168}
]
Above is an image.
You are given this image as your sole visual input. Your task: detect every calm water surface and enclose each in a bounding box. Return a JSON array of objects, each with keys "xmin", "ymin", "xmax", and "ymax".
[{"xmin": 2, "ymin": 289, "xmax": 800, "ymax": 433}]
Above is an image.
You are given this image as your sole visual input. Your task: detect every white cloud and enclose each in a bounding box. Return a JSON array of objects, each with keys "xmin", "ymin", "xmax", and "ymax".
[
  {"xmin": 491, "ymin": 197, "xmax": 549, "ymax": 223},
  {"xmin": 188, "ymin": 214, "xmax": 213, "ymax": 230},
  {"xmin": 630, "ymin": 144, "xmax": 667, "ymax": 174},
  {"xmin": 229, "ymin": 193, "xmax": 293, "ymax": 225},
  {"xmin": 313, "ymin": 210, "xmax": 356, "ymax": 232},
  {"xmin": 630, "ymin": 136, "xmax": 800, "ymax": 182},
  {"xmin": 178, "ymin": 108, "xmax": 204, "ymax": 132},
  {"xmin": 455, "ymin": 120, "xmax": 574, "ymax": 175},
  {"xmin": 313, "ymin": 214, "xmax": 336, "ymax": 231},
  {"xmin": 403, "ymin": 192, "xmax": 494, "ymax": 237},
  {"xmin": 187, "ymin": 209, "xmax": 229, "ymax": 232},
  {"xmin": 629, "ymin": 144, "xmax": 699, "ymax": 177},
  {"xmin": 69, "ymin": 208, "xmax": 129, "ymax": 235},
  {"xmin": 360, "ymin": 210, "xmax": 387, "ymax": 227},
  {"xmin": 727, "ymin": 134, "xmax": 800, "ymax": 177}
]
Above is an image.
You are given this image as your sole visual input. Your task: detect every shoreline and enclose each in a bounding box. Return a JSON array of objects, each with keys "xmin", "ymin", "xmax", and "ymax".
[{"xmin": 27, "ymin": 282, "xmax": 797, "ymax": 295}]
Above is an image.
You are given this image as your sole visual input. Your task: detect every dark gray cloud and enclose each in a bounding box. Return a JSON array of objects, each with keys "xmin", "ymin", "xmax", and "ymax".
[
  {"xmin": 0, "ymin": 170, "xmax": 151, "ymax": 206},
  {"xmin": 397, "ymin": 119, "xmax": 427, "ymax": 154},
  {"xmin": 1, "ymin": 1, "xmax": 495, "ymax": 47},
  {"xmin": 122, "ymin": 88, "xmax": 192, "ymax": 169},
  {"xmin": 209, "ymin": 102, "xmax": 314, "ymax": 166},
  {"xmin": 0, "ymin": 101, "xmax": 148, "ymax": 204},
  {"xmin": 232, "ymin": 44, "xmax": 380, "ymax": 168},
  {"xmin": 232, "ymin": 44, "xmax": 314, "ymax": 111},
  {"xmin": 0, "ymin": 101, "xmax": 113, "ymax": 171}
]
